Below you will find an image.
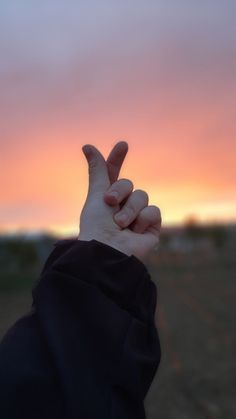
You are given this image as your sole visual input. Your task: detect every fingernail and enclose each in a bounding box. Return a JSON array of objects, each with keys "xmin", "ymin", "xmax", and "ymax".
[{"xmin": 115, "ymin": 212, "xmax": 128, "ymax": 223}]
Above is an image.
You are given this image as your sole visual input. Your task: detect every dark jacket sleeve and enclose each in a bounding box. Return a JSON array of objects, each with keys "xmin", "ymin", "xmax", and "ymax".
[{"xmin": 0, "ymin": 239, "xmax": 161, "ymax": 419}]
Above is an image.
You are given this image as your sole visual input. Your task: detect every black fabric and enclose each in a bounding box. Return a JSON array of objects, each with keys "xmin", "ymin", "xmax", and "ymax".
[{"xmin": 0, "ymin": 239, "xmax": 161, "ymax": 418}]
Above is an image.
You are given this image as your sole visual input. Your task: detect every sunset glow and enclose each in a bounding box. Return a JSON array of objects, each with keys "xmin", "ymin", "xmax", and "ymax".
[{"xmin": 1, "ymin": 1, "xmax": 235, "ymax": 235}]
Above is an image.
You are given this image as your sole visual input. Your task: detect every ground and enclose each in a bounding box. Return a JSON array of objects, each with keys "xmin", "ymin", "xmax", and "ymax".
[
  {"xmin": 145, "ymin": 253, "xmax": 235, "ymax": 419},
  {"xmin": 0, "ymin": 250, "xmax": 235, "ymax": 419}
]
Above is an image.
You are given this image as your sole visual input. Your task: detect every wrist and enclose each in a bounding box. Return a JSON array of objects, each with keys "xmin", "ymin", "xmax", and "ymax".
[{"xmin": 77, "ymin": 233, "xmax": 132, "ymax": 257}]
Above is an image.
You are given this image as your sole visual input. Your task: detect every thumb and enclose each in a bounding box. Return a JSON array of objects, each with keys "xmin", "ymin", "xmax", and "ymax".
[{"xmin": 82, "ymin": 144, "xmax": 110, "ymax": 195}]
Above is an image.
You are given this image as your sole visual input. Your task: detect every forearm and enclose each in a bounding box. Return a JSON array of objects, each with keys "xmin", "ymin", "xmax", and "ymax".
[{"xmin": 32, "ymin": 239, "xmax": 161, "ymax": 418}]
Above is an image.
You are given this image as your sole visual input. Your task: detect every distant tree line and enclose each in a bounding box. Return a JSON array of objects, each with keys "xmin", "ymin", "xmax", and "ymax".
[{"xmin": 184, "ymin": 219, "xmax": 228, "ymax": 249}]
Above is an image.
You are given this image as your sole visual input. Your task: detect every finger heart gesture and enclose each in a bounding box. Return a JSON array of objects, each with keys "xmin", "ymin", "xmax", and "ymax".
[{"xmin": 78, "ymin": 141, "xmax": 161, "ymax": 264}]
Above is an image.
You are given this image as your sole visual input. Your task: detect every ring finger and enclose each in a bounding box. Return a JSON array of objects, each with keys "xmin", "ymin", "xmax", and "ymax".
[
  {"xmin": 114, "ymin": 189, "xmax": 149, "ymax": 227},
  {"xmin": 130, "ymin": 205, "xmax": 161, "ymax": 234}
]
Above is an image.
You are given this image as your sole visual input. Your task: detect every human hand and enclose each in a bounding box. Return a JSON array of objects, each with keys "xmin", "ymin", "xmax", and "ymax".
[{"xmin": 78, "ymin": 141, "xmax": 161, "ymax": 264}]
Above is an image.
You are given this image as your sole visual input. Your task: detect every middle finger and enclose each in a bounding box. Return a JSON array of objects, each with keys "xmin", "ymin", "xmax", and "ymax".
[
  {"xmin": 104, "ymin": 178, "xmax": 133, "ymax": 205},
  {"xmin": 114, "ymin": 189, "xmax": 149, "ymax": 227}
]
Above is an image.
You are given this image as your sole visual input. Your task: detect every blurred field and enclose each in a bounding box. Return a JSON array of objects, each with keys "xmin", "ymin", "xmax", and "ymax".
[
  {"xmin": 146, "ymin": 251, "xmax": 236, "ymax": 419},
  {"xmin": 0, "ymin": 226, "xmax": 235, "ymax": 419}
]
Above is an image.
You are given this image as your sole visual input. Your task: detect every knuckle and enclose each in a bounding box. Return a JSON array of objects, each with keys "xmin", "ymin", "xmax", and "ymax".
[
  {"xmin": 120, "ymin": 178, "xmax": 134, "ymax": 189},
  {"xmin": 106, "ymin": 181, "xmax": 118, "ymax": 194},
  {"xmin": 134, "ymin": 189, "xmax": 149, "ymax": 204},
  {"xmin": 125, "ymin": 205, "xmax": 136, "ymax": 218},
  {"xmin": 149, "ymin": 205, "xmax": 161, "ymax": 216},
  {"xmin": 108, "ymin": 178, "xmax": 133, "ymax": 197},
  {"xmin": 150, "ymin": 206, "xmax": 162, "ymax": 222}
]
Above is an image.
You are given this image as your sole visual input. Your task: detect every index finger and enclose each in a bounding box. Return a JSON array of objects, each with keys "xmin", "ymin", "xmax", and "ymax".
[{"xmin": 106, "ymin": 141, "xmax": 128, "ymax": 184}]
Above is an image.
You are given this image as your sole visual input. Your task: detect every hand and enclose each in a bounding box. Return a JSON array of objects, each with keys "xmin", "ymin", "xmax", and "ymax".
[{"xmin": 78, "ymin": 141, "xmax": 161, "ymax": 264}]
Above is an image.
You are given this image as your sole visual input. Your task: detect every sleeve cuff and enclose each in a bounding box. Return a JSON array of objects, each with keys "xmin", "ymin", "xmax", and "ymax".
[{"xmin": 49, "ymin": 239, "xmax": 157, "ymax": 324}]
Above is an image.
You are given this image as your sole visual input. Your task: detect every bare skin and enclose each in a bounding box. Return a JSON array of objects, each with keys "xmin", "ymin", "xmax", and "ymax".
[{"xmin": 78, "ymin": 141, "xmax": 161, "ymax": 264}]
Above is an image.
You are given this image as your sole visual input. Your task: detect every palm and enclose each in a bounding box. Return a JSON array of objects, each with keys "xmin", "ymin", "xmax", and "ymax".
[{"xmin": 80, "ymin": 191, "xmax": 157, "ymax": 261}]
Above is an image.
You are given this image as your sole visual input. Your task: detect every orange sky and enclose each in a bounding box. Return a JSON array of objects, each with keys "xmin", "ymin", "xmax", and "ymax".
[{"xmin": 0, "ymin": 2, "xmax": 236, "ymax": 235}]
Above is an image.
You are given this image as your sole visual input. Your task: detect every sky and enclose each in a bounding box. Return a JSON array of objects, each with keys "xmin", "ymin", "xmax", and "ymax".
[{"xmin": 0, "ymin": 1, "xmax": 236, "ymax": 235}]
